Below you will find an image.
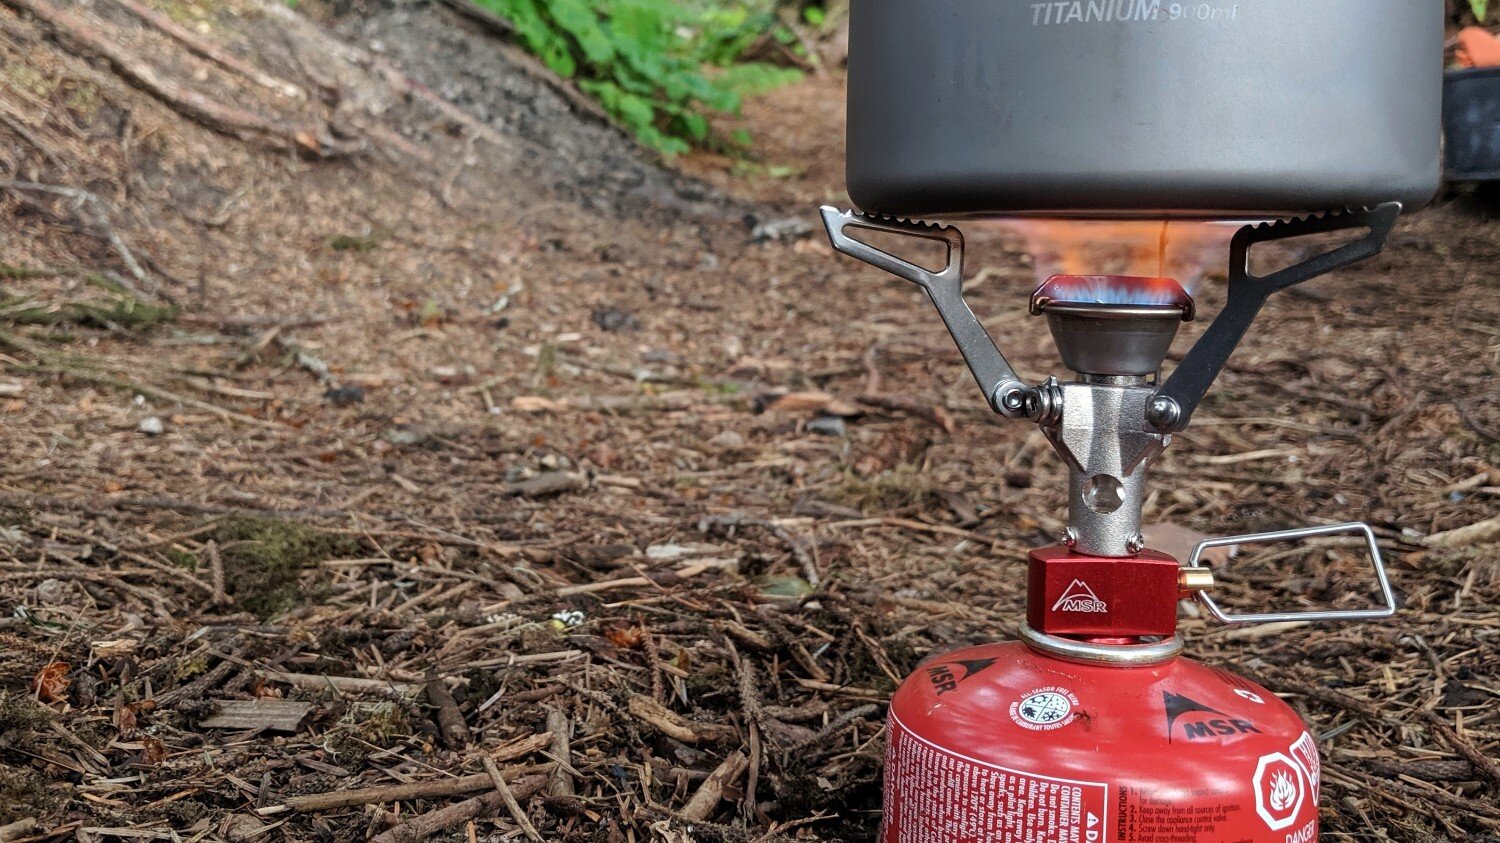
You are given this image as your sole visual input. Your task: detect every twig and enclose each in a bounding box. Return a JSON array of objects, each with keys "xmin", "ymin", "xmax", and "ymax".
[
  {"xmin": 545, "ymin": 708, "xmax": 574, "ymax": 798},
  {"xmin": 819, "ymin": 516, "xmax": 1000, "ymax": 547},
  {"xmin": 254, "ymin": 670, "xmax": 419, "ymax": 697},
  {"xmin": 1422, "ymin": 711, "xmax": 1500, "ymax": 794},
  {"xmin": 367, "ymin": 775, "xmax": 548, "ymax": 843},
  {"xmin": 0, "ymin": 328, "xmax": 282, "ymax": 429},
  {"xmin": 0, "ymin": 179, "xmax": 157, "ymax": 297},
  {"xmin": 0, "ymin": 818, "xmax": 37, "ymax": 842},
  {"xmin": 109, "ymin": 0, "xmax": 306, "ymax": 100},
  {"xmin": 729, "ymin": 641, "xmax": 763, "ymax": 820},
  {"xmin": 859, "ymin": 392, "xmax": 956, "ymax": 434},
  {"xmin": 0, "ymin": 109, "xmax": 64, "ymax": 168},
  {"xmin": 789, "ymin": 704, "xmax": 880, "ymax": 754},
  {"xmin": 1456, "ymin": 398, "xmax": 1500, "ymax": 443},
  {"xmin": 204, "ymin": 540, "xmax": 228, "ymax": 607},
  {"xmin": 1425, "ymin": 515, "xmax": 1500, "ymax": 549},
  {"xmin": 0, "ymin": 0, "xmax": 360, "ymax": 157},
  {"xmin": 261, "ymin": 765, "xmax": 551, "ymax": 814},
  {"xmin": 426, "ymin": 674, "xmax": 472, "ymax": 749},
  {"xmin": 792, "ymin": 677, "xmax": 890, "ymax": 702},
  {"xmin": 678, "ymin": 751, "xmax": 748, "ymax": 822},
  {"xmin": 627, "ymin": 694, "xmax": 735, "ymax": 745},
  {"xmin": 154, "ymin": 641, "xmax": 247, "ymax": 708},
  {"xmin": 482, "ymin": 757, "xmax": 541, "ymax": 843}
]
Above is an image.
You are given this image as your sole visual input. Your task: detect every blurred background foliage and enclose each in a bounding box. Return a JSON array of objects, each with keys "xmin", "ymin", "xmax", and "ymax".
[{"xmin": 473, "ymin": 0, "xmax": 845, "ymax": 155}]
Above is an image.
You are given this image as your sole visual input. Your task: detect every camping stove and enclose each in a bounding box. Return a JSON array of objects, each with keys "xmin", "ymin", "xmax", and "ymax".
[{"xmin": 820, "ymin": 205, "xmax": 1403, "ymax": 842}]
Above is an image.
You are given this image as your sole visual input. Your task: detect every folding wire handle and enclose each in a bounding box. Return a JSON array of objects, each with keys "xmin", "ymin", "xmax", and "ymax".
[{"xmin": 1186, "ymin": 522, "xmax": 1398, "ymax": 625}]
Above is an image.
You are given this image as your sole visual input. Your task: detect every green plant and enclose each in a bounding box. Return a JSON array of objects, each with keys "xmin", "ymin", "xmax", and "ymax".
[
  {"xmin": 212, "ymin": 516, "xmax": 359, "ymax": 619},
  {"xmin": 475, "ymin": 0, "xmax": 801, "ymax": 155},
  {"xmin": 1472, "ymin": 0, "xmax": 1488, "ymax": 21}
]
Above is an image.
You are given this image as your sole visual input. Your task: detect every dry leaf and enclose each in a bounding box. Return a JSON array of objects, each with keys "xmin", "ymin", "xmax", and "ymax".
[
  {"xmin": 30, "ymin": 661, "xmax": 70, "ymax": 703},
  {"xmin": 763, "ymin": 391, "xmax": 861, "ymax": 417},
  {"xmin": 116, "ymin": 702, "xmax": 137, "ymax": 734},
  {"xmin": 92, "ymin": 638, "xmax": 140, "ymax": 659},
  {"xmin": 1142, "ymin": 522, "xmax": 1230, "ymax": 565},
  {"xmin": 512, "ymin": 396, "xmax": 565, "ymax": 413},
  {"xmin": 139, "ymin": 736, "xmax": 167, "ymax": 765},
  {"xmin": 604, "ymin": 623, "xmax": 647, "ymax": 650}
]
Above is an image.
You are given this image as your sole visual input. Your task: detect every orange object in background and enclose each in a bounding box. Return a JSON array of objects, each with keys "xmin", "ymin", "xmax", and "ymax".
[{"xmin": 1457, "ymin": 26, "xmax": 1500, "ymax": 68}]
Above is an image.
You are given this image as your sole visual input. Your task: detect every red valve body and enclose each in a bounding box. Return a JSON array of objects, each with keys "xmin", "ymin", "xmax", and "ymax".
[
  {"xmin": 882, "ymin": 642, "xmax": 1321, "ymax": 843},
  {"xmin": 1027, "ymin": 547, "xmax": 1181, "ymax": 637}
]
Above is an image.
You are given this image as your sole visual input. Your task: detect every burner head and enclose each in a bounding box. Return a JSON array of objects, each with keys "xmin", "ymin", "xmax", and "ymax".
[{"xmin": 1030, "ymin": 275, "xmax": 1195, "ymax": 378}]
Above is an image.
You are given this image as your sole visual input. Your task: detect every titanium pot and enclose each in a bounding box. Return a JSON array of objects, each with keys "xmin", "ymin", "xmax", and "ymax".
[{"xmin": 846, "ymin": 0, "xmax": 1445, "ymax": 219}]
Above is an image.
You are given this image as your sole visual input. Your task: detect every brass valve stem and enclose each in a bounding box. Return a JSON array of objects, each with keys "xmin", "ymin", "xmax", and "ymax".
[{"xmin": 1178, "ymin": 567, "xmax": 1216, "ymax": 598}]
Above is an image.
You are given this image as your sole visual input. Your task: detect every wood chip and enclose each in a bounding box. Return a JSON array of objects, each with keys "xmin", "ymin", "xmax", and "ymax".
[
  {"xmin": 626, "ymin": 694, "xmax": 735, "ymax": 744},
  {"xmin": 678, "ymin": 750, "xmax": 748, "ymax": 821},
  {"xmin": 200, "ymin": 699, "xmax": 314, "ymax": 733}
]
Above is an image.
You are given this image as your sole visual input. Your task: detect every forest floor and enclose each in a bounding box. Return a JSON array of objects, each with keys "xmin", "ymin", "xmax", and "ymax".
[{"xmin": 0, "ymin": 0, "xmax": 1497, "ymax": 840}]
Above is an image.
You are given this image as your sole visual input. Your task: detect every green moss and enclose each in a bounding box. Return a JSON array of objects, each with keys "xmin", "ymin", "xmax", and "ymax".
[
  {"xmin": 3, "ymin": 63, "xmax": 54, "ymax": 98},
  {"xmin": 0, "ymin": 264, "xmax": 57, "ymax": 280},
  {"xmin": 60, "ymin": 79, "xmax": 101, "ymax": 118},
  {"xmin": 327, "ymin": 701, "xmax": 412, "ymax": 755},
  {"xmin": 175, "ymin": 654, "xmax": 210, "ymax": 681},
  {"xmin": 212, "ymin": 517, "xmax": 359, "ymax": 619},
  {"xmin": 2, "ymin": 275, "xmax": 177, "ymax": 331},
  {"xmin": 327, "ymin": 233, "xmax": 381, "ymax": 252},
  {"xmin": 2, "ymin": 298, "xmax": 177, "ymax": 330},
  {"xmin": 0, "ymin": 692, "xmax": 52, "ymax": 738},
  {"xmin": 165, "ymin": 548, "xmax": 198, "ymax": 570},
  {"xmin": 0, "ymin": 767, "xmax": 61, "ymax": 823},
  {"xmin": 827, "ymin": 465, "xmax": 934, "ymax": 513}
]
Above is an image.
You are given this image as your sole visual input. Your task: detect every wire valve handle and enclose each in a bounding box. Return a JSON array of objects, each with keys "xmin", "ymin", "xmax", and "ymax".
[{"xmin": 1185, "ymin": 522, "xmax": 1398, "ymax": 625}]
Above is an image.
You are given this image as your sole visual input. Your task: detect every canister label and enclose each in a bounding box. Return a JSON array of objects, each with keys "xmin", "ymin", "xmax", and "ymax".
[{"xmin": 884, "ymin": 712, "xmax": 1110, "ymax": 842}]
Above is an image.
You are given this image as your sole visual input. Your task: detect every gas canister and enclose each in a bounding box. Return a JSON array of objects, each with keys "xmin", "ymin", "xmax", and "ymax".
[{"xmin": 883, "ymin": 642, "xmax": 1321, "ymax": 843}]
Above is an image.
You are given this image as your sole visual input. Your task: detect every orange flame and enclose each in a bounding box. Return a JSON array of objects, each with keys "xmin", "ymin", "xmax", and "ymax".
[{"xmin": 998, "ymin": 220, "xmax": 1234, "ymax": 293}]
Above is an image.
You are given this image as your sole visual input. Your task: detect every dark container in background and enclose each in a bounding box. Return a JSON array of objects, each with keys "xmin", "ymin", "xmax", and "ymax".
[{"xmin": 1444, "ymin": 67, "xmax": 1500, "ymax": 182}]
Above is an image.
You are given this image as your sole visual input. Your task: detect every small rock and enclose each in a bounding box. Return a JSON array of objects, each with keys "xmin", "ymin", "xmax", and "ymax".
[
  {"xmin": 513, "ymin": 396, "xmax": 565, "ymax": 413},
  {"xmin": 591, "ymin": 307, "xmax": 640, "ymax": 332},
  {"xmin": 224, "ymin": 814, "xmax": 269, "ymax": 843},
  {"xmin": 323, "ymin": 386, "xmax": 366, "ymax": 407},
  {"xmin": 645, "ymin": 543, "xmax": 719, "ymax": 562},
  {"xmin": 550, "ymin": 610, "xmax": 585, "ymax": 629},
  {"xmin": 34, "ymin": 578, "xmax": 65, "ymax": 605},
  {"xmin": 709, "ymin": 430, "xmax": 746, "ymax": 450},
  {"xmin": 756, "ymin": 575, "xmax": 814, "ymax": 599},
  {"xmin": 138, "ymin": 416, "xmax": 164, "ymax": 436},
  {"xmin": 807, "ymin": 416, "xmax": 847, "ymax": 437},
  {"xmin": 383, "ymin": 427, "xmax": 427, "ymax": 446},
  {"xmin": 748, "ymin": 215, "xmax": 814, "ymax": 243}
]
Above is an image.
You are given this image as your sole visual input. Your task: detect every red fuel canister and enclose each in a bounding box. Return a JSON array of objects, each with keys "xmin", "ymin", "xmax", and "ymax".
[{"xmin": 883, "ymin": 642, "xmax": 1320, "ymax": 843}]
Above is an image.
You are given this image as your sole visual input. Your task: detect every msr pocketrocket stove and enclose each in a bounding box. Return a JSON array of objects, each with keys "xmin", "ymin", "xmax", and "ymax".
[{"xmin": 812, "ymin": 2, "xmax": 1445, "ymax": 841}]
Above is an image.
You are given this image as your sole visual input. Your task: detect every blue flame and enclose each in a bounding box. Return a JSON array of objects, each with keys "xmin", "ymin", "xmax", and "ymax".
[{"xmin": 1039, "ymin": 275, "xmax": 1188, "ymax": 307}]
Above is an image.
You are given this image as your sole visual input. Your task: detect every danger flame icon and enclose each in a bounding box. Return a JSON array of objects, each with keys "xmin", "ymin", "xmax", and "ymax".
[
  {"xmin": 1268, "ymin": 770, "xmax": 1297, "ymax": 812},
  {"xmin": 1253, "ymin": 752, "xmax": 1307, "ymax": 831}
]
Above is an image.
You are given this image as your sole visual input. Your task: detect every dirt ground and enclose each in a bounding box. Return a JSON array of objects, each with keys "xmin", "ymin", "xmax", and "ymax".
[{"xmin": 0, "ymin": 0, "xmax": 1497, "ymax": 840}]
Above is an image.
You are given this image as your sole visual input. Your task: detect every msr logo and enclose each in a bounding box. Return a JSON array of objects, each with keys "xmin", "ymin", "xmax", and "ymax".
[
  {"xmin": 925, "ymin": 657, "xmax": 998, "ymax": 696},
  {"xmin": 1052, "ymin": 579, "xmax": 1107, "ymax": 613},
  {"xmin": 1163, "ymin": 692, "xmax": 1261, "ymax": 743}
]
